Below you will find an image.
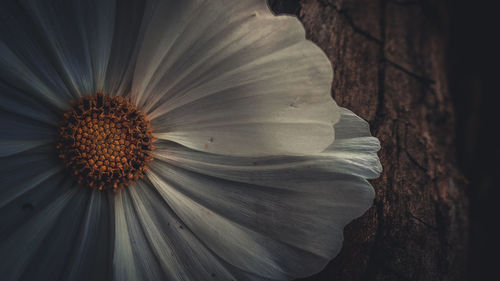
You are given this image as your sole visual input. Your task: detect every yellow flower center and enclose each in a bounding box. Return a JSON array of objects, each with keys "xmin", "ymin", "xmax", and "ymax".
[{"xmin": 57, "ymin": 91, "xmax": 154, "ymax": 191}]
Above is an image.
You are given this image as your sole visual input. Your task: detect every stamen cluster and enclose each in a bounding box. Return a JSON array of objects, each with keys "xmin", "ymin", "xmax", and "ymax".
[{"xmin": 57, "ymin": 92, "xmax": 154, "ymax": 191}]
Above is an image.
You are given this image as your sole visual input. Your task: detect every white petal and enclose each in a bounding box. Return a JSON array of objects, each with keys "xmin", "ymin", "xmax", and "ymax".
[
  {"xmin": 0, "ymin": 181, "xmax": 81, "ymax": 281},
  {"xmin": 0, "ymin": 0, "xmax": 77, "ymax": 108},
  {"xmin": 78, "ymin": 0, "xmax": 116, "ymax": 91},
  {"xmin": 12, "ymin": 187, "xmax": 90, "ymax": 281},
  {"xmin": 131, "ymin": 0, "xmax": 339, "ymax": 156},
  {"xmin": 0, "ymin": 82, "xmax": 61, "ymax": 127},
  {"xmin": 62, "ymin": 190, "xmax": 113, "ymax": 281},
  {"xmin": 103, "ymin": 0, "xmax": 157, "ymax": 96},
  {"xmin": 147, "ymin": 169, "xmax": 308, "ymax": 280},
  {"xmin": 0, "ymin": 144, "xmax": 62, "ymax": 207},
  {"xmin": 112, "ymin": 191, "xmax": 139, "ymax": 281},
  {"xmin": 319, "ymin": 108, "xmax": 382, "ymax": 179},
  {"xmin": 0, "ymin": 139, "xmax": 52, "ymax": 158},
  {"xmin": 1, "ymin": 0, "xmax": 120, "ymax": 99},
  {"xmin": 333, "ymin": 107, "xmax": 376, "ymax": 139},
  {"xmin": 158, "ymin": 121, "xmax": 335, "ymax": 157},
  {"xmin": 0, "ymin": 171, "xmax": 65, "ymax": 238},
  {"xmin": 147, "ymin": 162, "xmax": 369, "ymax": 280},
  {"xmin": 18, "ymin": 0, "xmax": 116, "ymax": 96},
  {"xmin": 0, "ymin": 41, "xmax": 70, "ymax": 110},
  {"xmin": 0, "ymin": 102, "xmax": 58, "ymax": 157},
  {"xmin": 153, "ymin": 108, "xmax": 381, "ymax": 184},
  {"xmin": 127, "ymin": 180, "xmax": 238, "ymax": 280},
  {"xmin": 147, "ymin": 107, "xmax": 381, "ymax": 279},
  {"xmin": 112, "ymin": 189, "xmax": 161, "ymax": 281}
]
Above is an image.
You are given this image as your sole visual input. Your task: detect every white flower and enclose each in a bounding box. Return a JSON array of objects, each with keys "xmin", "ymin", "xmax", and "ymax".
[{"xmin": 0, "ymin": 0, "xmax": 381, "ymax": 280}]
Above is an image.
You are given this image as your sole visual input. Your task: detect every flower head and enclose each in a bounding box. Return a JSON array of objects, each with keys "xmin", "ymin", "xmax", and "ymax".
[
  {"xmin": 56, "ymin": 92, "xmax": 155, "ymax": 191},
  {"xmin": 0, "ymin": 0, "xmax": 381, "ymax": 280}
]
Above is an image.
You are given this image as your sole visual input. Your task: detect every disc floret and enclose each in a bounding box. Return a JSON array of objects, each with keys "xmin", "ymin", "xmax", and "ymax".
[{"xmin": 57, "ymin": 91, "xmax": 154, "ymax": 191}]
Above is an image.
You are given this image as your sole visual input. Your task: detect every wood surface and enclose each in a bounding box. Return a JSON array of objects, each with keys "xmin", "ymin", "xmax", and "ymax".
[{"xmin": 268, "ymin": 1, "xmax": 470, "ymax": 280}]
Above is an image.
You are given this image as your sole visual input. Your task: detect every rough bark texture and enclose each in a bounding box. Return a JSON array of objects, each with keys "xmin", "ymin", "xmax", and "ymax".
[{"xmin": 268, "ymin": 1, "xmax": 470, "ymax": 280}]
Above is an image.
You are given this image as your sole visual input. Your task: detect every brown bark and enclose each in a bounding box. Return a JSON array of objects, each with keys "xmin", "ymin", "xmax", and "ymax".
[{"xmin": 268, "ymin": 1, "xmax": 470, "ymax": 280}]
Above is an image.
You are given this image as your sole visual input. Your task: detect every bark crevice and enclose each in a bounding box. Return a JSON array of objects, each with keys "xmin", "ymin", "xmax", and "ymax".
[{"xmin": 268, "ymin": 1, "xmax": 469, "ymax": 280}]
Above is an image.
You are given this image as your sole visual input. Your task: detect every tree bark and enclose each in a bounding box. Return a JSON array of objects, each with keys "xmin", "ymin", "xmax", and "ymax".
[{"xmin": 268, "ymin": 1, "xmax": 470, "ymax": 280}]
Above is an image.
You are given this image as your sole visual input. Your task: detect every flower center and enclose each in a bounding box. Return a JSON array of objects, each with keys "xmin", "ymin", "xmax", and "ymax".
[{"xmin": 57, "ymin": 91, "xmax": 154, "ymax": 191}]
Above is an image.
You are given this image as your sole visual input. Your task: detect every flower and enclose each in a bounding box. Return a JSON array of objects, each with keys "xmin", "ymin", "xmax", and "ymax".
[{"xmin": 0, "ymin": 0, "xmax": 382, "ymax": 280}]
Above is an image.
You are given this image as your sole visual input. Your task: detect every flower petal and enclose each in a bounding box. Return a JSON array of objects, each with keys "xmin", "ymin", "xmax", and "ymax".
[
  {"xmin": 62, "ymin": 190, "xmax": 113, "ymax": 281},
  {"xmin": 0, "ymin": 81, "xmax": 61, "ymax": 127},
  {"xmin": 12, "ymin": 188, "xmax": 90, "ymax": 281},
  {"xmin": 0, "ymin": 41, "xmax": 70, "ymax": 111},
  {"xmin": 112, "ymin": 188, "xmax": 161, "ymax": 281},
  {"xmin": 0, "ymin": 97, "xmax": 58, "ymax": 156},
  {"xmin": 0, "ymin": 144, "xmax": 62, "ymax": 207},
  {"xmin": 154, "ymin": 108, "xmax": 381, "ymax": 183},
  {"xmin": 114, "ymin": 180, "xmax": 239, "ymax": 280},
  {"xmin": 16, "ymin": 0, "xmax": 116, "ymax": 96},
  {"xmin": 147, "ymin": 162, "xmax": 370, "ymax": 280},
  {"xmin": 0, "ymin": 171, "xmax": 65, "ymax": 240},
  {"xmin": 147, "ymin": 107, "xmax": 380, "ymax": 280},
  {"xmin": 103, "ymin": 0, "xmax": 155, "ymax": 96},
  {"xmin": 148, "ymin": 166, "xmax": 327, "ymax": 280},
  {"xmin": 0, "ymin": 181, "xmax": 82, "ymax": 281},
  {"xmin": 131, "ymin": 0, "xmax": 339, "ymax": 156}
]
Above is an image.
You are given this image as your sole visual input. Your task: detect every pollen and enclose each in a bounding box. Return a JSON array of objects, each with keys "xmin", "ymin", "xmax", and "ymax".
[{"xmin": 56, "ymin": 91, "xmax": 154, "ymax": 191}]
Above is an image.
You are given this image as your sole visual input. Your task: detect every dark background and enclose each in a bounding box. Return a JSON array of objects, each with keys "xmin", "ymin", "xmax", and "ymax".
[
  {"xmin": 269, "ymin": 0, "xmax": 499, "ymax": 280},
  {"xmin": 448, "ymin": 0, "xmax": 498, "ymax": 280},
  {"xmin": 449, "ymin": 1, "xmax": 500, "ymax": 280}
]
